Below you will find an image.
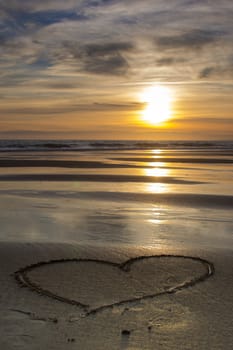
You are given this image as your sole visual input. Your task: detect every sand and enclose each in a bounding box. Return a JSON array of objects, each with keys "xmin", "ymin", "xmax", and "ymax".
[
  {"xmin": 0, "ymin": 148, "xmax": 232, "ymax": 349},
  {"xmin": 0, "ymin": 242, "xmax": 233, "ymax": 349}
]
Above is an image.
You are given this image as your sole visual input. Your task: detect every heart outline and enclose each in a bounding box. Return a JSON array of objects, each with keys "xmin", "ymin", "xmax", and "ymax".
[{"xmin": 15, "ymin": 255, "xmax": 214, "ymax": 315}]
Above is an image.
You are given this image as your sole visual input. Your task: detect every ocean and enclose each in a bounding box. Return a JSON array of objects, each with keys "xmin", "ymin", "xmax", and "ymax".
[{"xmin": 0, "ymin": 139, "xmax": 233, "ymax": 152}]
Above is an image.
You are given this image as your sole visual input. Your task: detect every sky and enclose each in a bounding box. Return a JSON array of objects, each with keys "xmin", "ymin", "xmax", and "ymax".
[{"xmin": 0, "ymin": 0, "xmax": 233, "ymax": 140}]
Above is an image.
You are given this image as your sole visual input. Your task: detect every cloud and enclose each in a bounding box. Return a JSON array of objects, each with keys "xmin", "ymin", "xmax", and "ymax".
[
  {"xmin": 0, "ymin": 1, "xmax": 83, "ymax": 15},
  {"xmin": 155, "ymin": 29, "xmax": 224, "ymax": 51},
  {"xmin": 17, "ymin": 10, "xmax": 87, "ymax": 27},
  {"xmin": 199, "ymin": 67, "xmax": 216, "ymax": 79},
  {"xmin": 45, "ymin": 82, "xmax": 79, "ymax": 90},
  {"xmin": 63, "ymin": 41, "xmax": 134, "ymax": 75},
  {"xmin": 156, "ymin": 57, "xmax": 187, "ymax": 66},
  {"xmin": 0, "ymin": 101, "xmax": 139, "ymax": 116},
  {"xmin": 199, "ymin": 62, "xmax": 233, "ymax": 79}
]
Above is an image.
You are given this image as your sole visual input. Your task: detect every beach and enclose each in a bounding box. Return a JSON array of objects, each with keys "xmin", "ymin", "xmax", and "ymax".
[{"xmin": 0, "ymin": 141, "xmax": 233, "ymax": 349}]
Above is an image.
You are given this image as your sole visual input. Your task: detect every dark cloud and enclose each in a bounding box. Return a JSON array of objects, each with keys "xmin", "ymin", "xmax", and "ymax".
[
  {"xmin": 155, "ymin": 29, "xmax": 224, "ymax": 51},
  {"xmin": 0, "ymin": 101, "xmax": 139, "ymax": 115},
  {"xmin": 45, "ymin": 82, "xmax": 78, "ymax": 90},
  {"xmin": 82, "ymin": 42, "xmax": 133, "ymax": 56},
  {"xmin": 64, "ymin": 42, "xmax": 134, "ymax": 76},
  {"xmin": 92, "ymin": 102, "xmax": 140, "ymax": 110},
  {"xmin": 83, "ymin": 54, "xmax": 129, "ymax": 75},
  {"xmin": 156, "ymin": 57, "xmax": 187, "ymax": 66},
  {"xmin": 199, "ymin": 67, "xmax": 215, "ymax": 79},
  {"xmin": 13, "ymin": 9, "xmax": 87, "ymax": 27},
  {"xmin": 199, "ymin": 62, "xmax": 233, "ymax": 79},
  {"xmin": 0, "ymin": 105, "xmax": 79, "ymax": 115},
  {"xmin": 87, "ymin": 0, "xmax": 116, "ymax": 7}
]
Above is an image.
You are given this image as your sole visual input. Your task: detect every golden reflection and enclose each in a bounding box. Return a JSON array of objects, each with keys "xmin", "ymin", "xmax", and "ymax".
[
  {"xmin": 148, "ymin": 219, "xmax": 162, "ymax": 224},
  {"xmin": 140, "ymin": 85, "xmax": 172, "ymax": 125},
  {"xmin": 144, "ymin": 162, "xmax": 170, "ymax": 193},
  {"xmin": 146, "ymin": 167, "xmax": 168, "ymax": 177},
  {"xmin": 146, "ymin": 183, "xmax": 168, "ymax": 193},
  {"xmin": 151, "ymin": 149, "xmax": 162, "ymax": 154}
]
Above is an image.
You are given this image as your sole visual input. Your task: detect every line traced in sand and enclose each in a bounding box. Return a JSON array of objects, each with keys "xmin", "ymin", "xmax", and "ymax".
[{"xmin": 14, "ymin": 255, "xmax": 214, "ymax": 316}]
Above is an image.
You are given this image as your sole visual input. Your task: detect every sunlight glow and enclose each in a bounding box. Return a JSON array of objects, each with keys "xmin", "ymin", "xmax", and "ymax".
[
  {"xmin": 141, "ymin": 85, "xmax": 172, "ymax": 125},
  {"xmin": 145, "ymin": 167, "xmax": 169, "ymax": 177},
  {"xmin": 143, "ymin": 162, "xmax": 170, "ymax": 193},
  {"xmin": 146, "ymin": 183, "xmax": 168, "ymax": 193},
  {"xmin": 150, "ymin": 149, "xmax": 163, "ymax": 155}
]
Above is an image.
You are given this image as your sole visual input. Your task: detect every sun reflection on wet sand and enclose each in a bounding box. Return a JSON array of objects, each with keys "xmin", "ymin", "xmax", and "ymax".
[
  {"xmin": 143, "ymin": 161, "xmax": 170, "ymax": 193},
  {"xmin": 150, "ymin": 149, "xmax": 163, "ymax": 155},
  {"xmin": 149, "ymin": 161, "xmax": 166, "ymax": 167},
  {"xmin": 146, "ymin": 182, "xmax": 168, "ymax": 193},
  {"xmin": 148, "ymin": 211, "xmax": 164, "ymax": 224},
  {"xmin": 145, "ymin": 166, "xmax": 169, "ymax": 177}
]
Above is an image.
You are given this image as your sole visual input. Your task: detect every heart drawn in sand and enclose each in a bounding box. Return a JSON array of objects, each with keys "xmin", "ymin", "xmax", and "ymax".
[{"xmin": 15, "ymin": 255, "xmax": 214, "ymax": 315}]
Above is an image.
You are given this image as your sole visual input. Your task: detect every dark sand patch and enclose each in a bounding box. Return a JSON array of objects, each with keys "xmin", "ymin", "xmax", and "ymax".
[
  {"xmin": 112, "ymin": 157, "xmax": 233, "ymax": 164},
  {"xmin": 3, "ymin": 190, "xmax": 233, "ymax": 209},
  {"xmin": 0, "ymin": 173, "xmax": 203, "ymax": 184},
  {"xmin": 79, "ymin": 191, "xmax": 233, "ymax": 209},
  {"xmin": 0, "ymin": 159, "xmax": 141, "ymax": 169}
]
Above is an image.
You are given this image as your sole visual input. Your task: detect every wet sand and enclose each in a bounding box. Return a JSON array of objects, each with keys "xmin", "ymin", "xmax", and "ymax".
[
  {"xmin": 0, "ymin": 148, "xmax": 232, "ymax": 349},
  {"xmin": 1, "ymin": 242, "xmax": 233, "ymax": 349},
  {"xmin": 0, "ymin": 173, "xmax": 203, "ymax": 184}
]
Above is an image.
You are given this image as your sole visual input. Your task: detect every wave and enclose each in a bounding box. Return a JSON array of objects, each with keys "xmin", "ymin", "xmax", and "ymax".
[{"xmin": 0, "ymin": 140, "xmax": 232, "ymax": 152}]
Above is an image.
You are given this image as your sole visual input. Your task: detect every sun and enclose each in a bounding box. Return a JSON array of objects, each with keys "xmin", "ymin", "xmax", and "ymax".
[{"xmin": 140, "ymin": 85, "xmax": 172, "ymax": 125}]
